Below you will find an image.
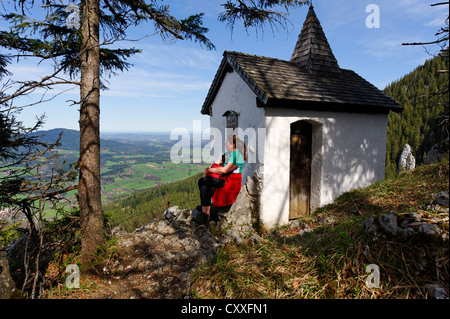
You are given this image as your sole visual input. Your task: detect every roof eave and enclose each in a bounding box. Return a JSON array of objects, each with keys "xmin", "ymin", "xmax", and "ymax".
[
  {"xmin": 261, "ymin": 98, "xmax": 403, "ymax": 114},
  {"xmin": 201, "ymin": 51, "xmax": 269, "ymax": 115},
  {"xmin": 225, "ymin": 53, "xmax": 270, "ymax": 105}
]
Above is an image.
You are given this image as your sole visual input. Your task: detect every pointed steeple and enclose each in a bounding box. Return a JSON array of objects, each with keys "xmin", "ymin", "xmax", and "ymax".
[{"xmin": 290, "ymin": 5, "xmax": 341, "ymax": 77}]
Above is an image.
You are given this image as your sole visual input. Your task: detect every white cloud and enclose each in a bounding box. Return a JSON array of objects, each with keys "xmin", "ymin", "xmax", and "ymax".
[
  {"xmin": 131, "ymin": 42, "xmax": 220, "ymax": 69},
  {"xmin": 394, "ymin": 0, "xmax": 448, "ymax": 24},
  {"xmin": 101, "ymin": 65, "xmax": 212, "ymax": 98},
  {"xmin": 424, "ymin": 15, "xmax": 448, "ymax": 27},
  {"xmin": 6, "ymin": 64, "xmax": 53, "ymax": 81}
]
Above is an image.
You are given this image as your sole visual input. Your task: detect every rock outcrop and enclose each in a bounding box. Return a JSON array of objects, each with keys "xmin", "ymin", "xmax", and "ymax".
[
  {"xmin": 424, "ymin": 139, "xmax": 449, "ymax": 165},
  {"xmin": 109, "ymin": 201, "xmax": 261, "ymax": 298},
  {"xmin": 0, "ymin": 242, "xmax": 16, "ymax": 299},
  {"xmin": 363, "ymin": 212, "xmax": 448, "ymax": 242},
  {"xmin": 211, "ymin": 171, "xmax": 261, "ymax": 230},
  {"xmin": 398, "ymin": 144, "xmax": 416, "ymax": 172},
  {"xmin": 362, "ymin": 192, "xmax": 449, "ymax": 242}
]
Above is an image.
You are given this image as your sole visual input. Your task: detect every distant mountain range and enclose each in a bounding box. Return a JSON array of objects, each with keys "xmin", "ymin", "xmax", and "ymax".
[{"xmin": 29, "ymin": 128, "xmax": 175, "ymax": 155}]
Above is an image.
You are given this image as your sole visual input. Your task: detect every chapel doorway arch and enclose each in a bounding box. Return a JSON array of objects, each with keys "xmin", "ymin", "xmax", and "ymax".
[{"xmin": 289, "ymin": 120, "xmax": 312, "ymax": 219}]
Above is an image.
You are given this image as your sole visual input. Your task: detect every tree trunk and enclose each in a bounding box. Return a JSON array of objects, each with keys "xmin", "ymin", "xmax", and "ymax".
[{"xmin": 78, "ymin": 0, "xmax": 104, "ymax": 270}]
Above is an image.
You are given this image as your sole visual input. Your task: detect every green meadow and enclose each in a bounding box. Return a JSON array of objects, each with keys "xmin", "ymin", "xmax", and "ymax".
[{"xmin": 100, "ymin": 156, "xmax": 205, "ymax": 202}]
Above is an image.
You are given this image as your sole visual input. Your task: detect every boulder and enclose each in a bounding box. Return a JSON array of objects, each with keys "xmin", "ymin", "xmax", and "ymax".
[
  {"xmin": 212, "ymin": 172, "xmax": 261, "ymax": 230},
  {"xmin": 424, "ymin": 139, "xmax": 449, "ymax": 165},
  {"xmin": 363, "ymin": 217, "xmax": 379, "ymax": 235},
  {"xmin": 442, "ymin": 232, "xmax": 449, "ymax": 242},
  {"xmin": 163, "ymin": 206, "xmax": 191, "ymax": 223},
  {"xmin": 433, "ymin": 191, "xmax": 449, "ymax": 208},
  {"xmin": 363, "ymin": 211, "xmax": 448, "ymax": 242},
  {"xmin": 396, "ymin": 227, "xmax": 416, "ymax": 238},
  {"xmin": 424, "ymin": 192, "xmax": 449, "ymax": 212},
  {"xmin": 222, "ymin": 225, "xmax": 255, "ymax": 245},
  {"xmin": 0, "ymin": 243, "xmax": 16, "ymax": 299},
  {"xmin": 378, "ymin": 214, "xmax": 399, "ymax": 236},
  {"xmin": 398, "ymin": 144, "xmax": 415, "ymax": 172},
  {"xmin": 417, "ymin": 223, "xmax": 442, "ymax": 239},
  {"xmin": 426, "ymin": 284, "xmax": 449, "ymax": 299}
]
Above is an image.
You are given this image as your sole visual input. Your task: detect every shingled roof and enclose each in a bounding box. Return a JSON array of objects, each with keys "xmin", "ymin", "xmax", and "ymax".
[
  {"xmin": 290, "ymin": 5, "xmax": 341, "ymax": 77},
  {"xmin": 201, "ymin": 6, "xmax": 403, "ymax": 115}
]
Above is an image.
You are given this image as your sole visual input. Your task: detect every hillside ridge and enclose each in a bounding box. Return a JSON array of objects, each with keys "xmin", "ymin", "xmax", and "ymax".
[{"xmin": 29, "ymin": 128, "xmax": 172, "ymax": 154}]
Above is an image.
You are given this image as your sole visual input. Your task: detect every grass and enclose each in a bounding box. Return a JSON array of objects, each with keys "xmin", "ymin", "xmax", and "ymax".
[
  {"xmin": 101, "ymin": 159, "xmax": 204, "ymax": 200},
  {"xmin": 190, "ymin": 157, "xmax": 449, "ymax": 299}
]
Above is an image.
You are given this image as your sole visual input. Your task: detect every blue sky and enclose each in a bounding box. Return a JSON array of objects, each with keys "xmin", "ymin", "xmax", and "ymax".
[{"xmin": 2, "ymin": 0, "xmax": 448, "ymax": 133}]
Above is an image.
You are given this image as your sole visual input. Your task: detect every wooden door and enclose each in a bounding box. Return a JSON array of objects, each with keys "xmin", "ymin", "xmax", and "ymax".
[{"xmin": 289, "ymin": 121, "xmax": 312, "ymax": 219}]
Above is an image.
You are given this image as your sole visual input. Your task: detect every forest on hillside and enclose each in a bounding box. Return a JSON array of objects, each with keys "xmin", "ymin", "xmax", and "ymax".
[
  {"xmin": 384, "ymin": 52, "xmax": 449, "ymax": 177},
  {"xmin": 104, "ymin": 172, "xmax": 202, "ymax": 231}
]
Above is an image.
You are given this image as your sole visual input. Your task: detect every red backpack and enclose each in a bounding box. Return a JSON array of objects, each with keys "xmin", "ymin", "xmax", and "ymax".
[{"xmin": 206, "ymin": 163, "xmax": 222, "ymax": 179}]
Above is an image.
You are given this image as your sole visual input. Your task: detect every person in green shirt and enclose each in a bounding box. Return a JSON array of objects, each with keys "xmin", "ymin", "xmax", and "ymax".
[
  {"xmin": 196, "ymin": 135, "xmax": 247, "ymax": 224},
  {"xmin": 223, "ymin": 144, "xmax": 244, "ymax": 173}
]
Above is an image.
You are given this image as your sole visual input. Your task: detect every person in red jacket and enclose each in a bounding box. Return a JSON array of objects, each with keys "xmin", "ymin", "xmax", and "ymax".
[{"xmin": 196, "ymin": 135, "xmax": 247, "ymax": 224}]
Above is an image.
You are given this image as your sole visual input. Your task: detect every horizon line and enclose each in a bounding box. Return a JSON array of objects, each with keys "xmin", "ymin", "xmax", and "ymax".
[{"xmin": 39, "ymin": 127, "xmax": 211, "ymax": 135}]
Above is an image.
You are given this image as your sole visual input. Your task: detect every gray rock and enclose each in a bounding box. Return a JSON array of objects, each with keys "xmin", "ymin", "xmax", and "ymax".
[
  {"xmin": 424, "ymin": 202, "xmax": 440, "ymax": 211},
  {"xmin": 225, "ymin": 186, "xmax": 253, "ymax": 226},
  {"xmin": 417, "ymin": 223, "xmax": 442, "ymax": 239},
  {"xmin": 426, "ymin": 284, "xmax": 449, "ymax": 299},
  {"xmin": 225, "ymin": 225, "xmax": 254, "ymax": 245},
  {"xmin": 363, "ymin": 218, "xmax": 379, "ymax": 235},
  {"xmin": 163, "ymin": 206, "xmax": 190, "ymax": 223},
  {"xmin": 378, "ymin": 214, "xmax": 398, "ymax": 235},
  {"xmin": 0, "ymin": 243, "xmax": 17, "ymax": 299},
  {"xmin": 410, "ymin": 212, "xmax": 423, "ymax": 221},
  {"xmin": 234, "ymin": 235, "xmax": 245, "ymax": 245},
  {"xmin": 111, "ymin": 226, "xmax": 127, "ymax": 237},
  {"xmin": 289, "ymin": 219, "xmax": 306, "ymax": 229},
  {"xmin": 246, "ymin": 174, "xmax": 260, "ymax": 196},
  {"xmin": 200, "ymin": 235, "xmax": 215, "ymax": 250},
  {"xmin": 298, "ymin": 228, "xmax": 313, "ymax": 236},
  {"xmin": 363, "ymin": 245, "xmax": 370, "ymax": 256},
  {"xmin": 398, "ymin": 144, "xmax": 416, "ymax": 172},
  {"xmin": 433, "ymin": 191, "xmax": 449, "ymax": 208},
  {"xmin": 316, "ymin": 214, "xmax": 336, "ymax": 226},
  {"xmin": 400, "ymin": 220, "xmax": 411, "ymax": 228},
  {"xmin": 424, "ymin": 139, "xmax": 449, "ymax": 165},
  {"xmin": 397, "ymin": 227, "xmax": 416, "ymax": 238},
  {"xmin": 249, "ymin": 234, "xmax": 262, "ymax": 245},
  {"xmin": 214, "ymin": 172, "xmax": 261, "ymax": 231},
  {"xmin": 163, "ymin": 206, "xmax": 179, "ymax": 221}
]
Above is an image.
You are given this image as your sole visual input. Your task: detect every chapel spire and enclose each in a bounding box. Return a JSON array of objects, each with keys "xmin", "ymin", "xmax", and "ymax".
[{"xmin": 290, "ymin": 4, "xmax": 341, "ymax": 77}]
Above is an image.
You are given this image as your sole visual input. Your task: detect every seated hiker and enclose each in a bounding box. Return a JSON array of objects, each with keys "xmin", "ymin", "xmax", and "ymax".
[{"xmin": 197, "ymin": 135, "xmax": 247, "ymax": 223}]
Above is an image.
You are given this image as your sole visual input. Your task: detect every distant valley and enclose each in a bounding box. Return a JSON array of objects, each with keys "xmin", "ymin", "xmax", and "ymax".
[{"xmin": 31, "ymin": 128, "xmax": 207, "ymax": 204}]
